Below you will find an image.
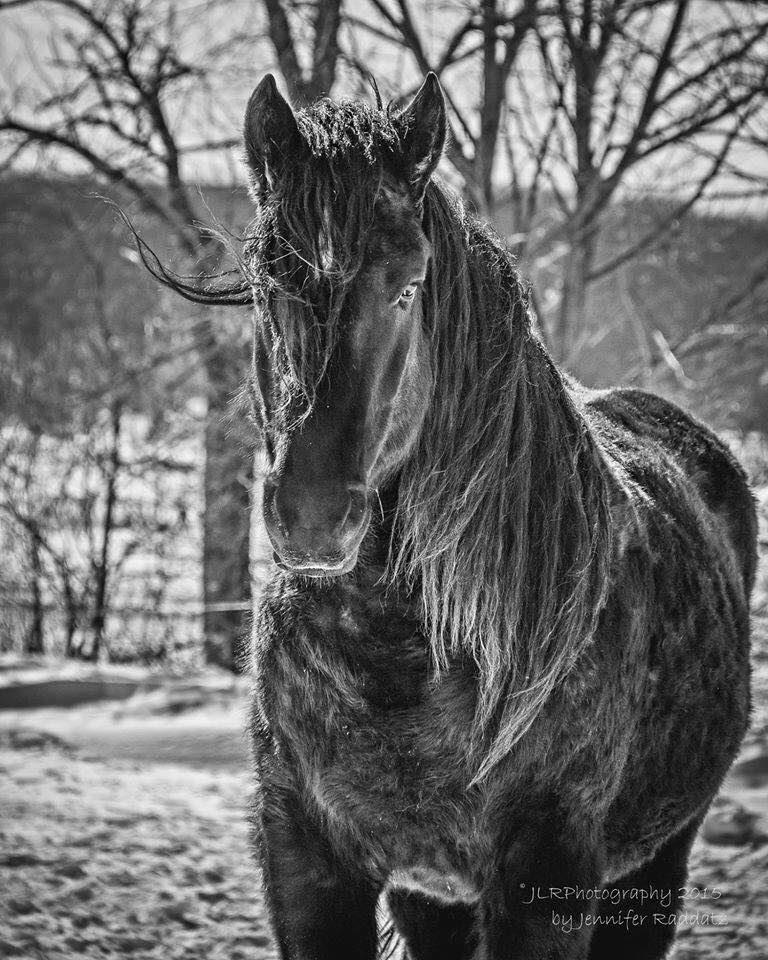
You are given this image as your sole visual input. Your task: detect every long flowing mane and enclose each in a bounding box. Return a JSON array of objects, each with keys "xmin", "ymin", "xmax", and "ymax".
[
  {"xmin": 134, "ymin": 97, "xmax": 615, "ymax": 782},
  {"xmin": 395, "ymin": 183, "xmax": 614, "ymax": 780}
]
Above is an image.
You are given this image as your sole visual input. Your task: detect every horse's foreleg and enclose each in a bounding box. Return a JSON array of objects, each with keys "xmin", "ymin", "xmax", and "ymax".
[
  {"xmin": 478, "ymin": 833, "xmax": 601, "ymax": 960},
  {"xmin": 257, "ymin": 794, "xmax": 380, "ymax": 960}
]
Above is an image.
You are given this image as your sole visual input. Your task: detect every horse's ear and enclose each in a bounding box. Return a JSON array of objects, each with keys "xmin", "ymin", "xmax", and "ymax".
[
  {"xmin": 397, "ymin": 73, "xmax": 446, "ymax": 201},
  {"xmin": 244, "ymin": 74, "xmax": 302, "ymax": 187}
]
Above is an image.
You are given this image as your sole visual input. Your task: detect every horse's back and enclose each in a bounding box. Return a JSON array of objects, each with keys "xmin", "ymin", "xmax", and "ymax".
[
  {"xmin": 588, "ymin": 387, "xmax": 758, "ymax": 596},
  {"xmin": 583, "ymin": 388, "xmax": 755, "ymax": 876}
]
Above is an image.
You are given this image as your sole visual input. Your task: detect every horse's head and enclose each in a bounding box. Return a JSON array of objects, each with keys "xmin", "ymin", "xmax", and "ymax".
[{"xmin": 244, "ymin": 74, "xmax": 445, "ymax": 577}]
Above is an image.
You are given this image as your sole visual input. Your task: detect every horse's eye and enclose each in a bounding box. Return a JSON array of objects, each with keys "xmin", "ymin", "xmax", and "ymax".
[{"xmin": 398, "ymin": 283, "xmax": 418, "ymax": 307}]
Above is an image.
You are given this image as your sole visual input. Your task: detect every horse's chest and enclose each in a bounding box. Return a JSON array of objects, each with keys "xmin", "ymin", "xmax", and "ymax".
[
  {"xmin": 265, "ymin": 622, "xmax": 474, "ymax": 787},
  {"xmin": 257, "ymin": 591, "xmax": 479, "ymax": 872}
]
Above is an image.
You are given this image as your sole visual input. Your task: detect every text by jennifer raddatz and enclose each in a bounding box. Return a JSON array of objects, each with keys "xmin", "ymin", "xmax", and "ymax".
[{"xmin": 551, "ymin": 909, "xmax": 728, "ymax": 934}]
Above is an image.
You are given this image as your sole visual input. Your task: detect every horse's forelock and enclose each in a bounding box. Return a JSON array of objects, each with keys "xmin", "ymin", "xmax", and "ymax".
[{"xmin": 248, "ymin": 100, "xmax": 414, "ymax": 405}]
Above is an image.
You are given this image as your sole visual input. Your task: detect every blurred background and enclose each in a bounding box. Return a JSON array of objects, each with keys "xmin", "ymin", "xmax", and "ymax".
[
  {"xmin": 1, "ymin": 0, "xmax": 767, "ymax": 669},
  {"xmin": 1, "ymin": 2, "xmax": 767, "ymax": 958}
]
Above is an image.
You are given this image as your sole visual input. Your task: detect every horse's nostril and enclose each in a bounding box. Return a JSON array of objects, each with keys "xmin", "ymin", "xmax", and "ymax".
[
  {"xmin": 262, "ymin": 477, "xmax": 279, "ymax": 504},
  {"xmin": 340, "ymin": 487, "xmax": 368, "ymax": 539},
  {"xmin": 263, "ymin": 477, "xmax": 290, "ymax": 539},
  {"xmin": 346, "ymin": 489, "xmax": 367, "ymax": 523}
]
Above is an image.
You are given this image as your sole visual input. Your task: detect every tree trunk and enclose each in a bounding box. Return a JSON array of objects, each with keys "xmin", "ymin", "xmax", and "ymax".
[
  {"xmin": 202, "ymin": 354, "xmax": 253, "ymax": 672},
  {"xmin": 63, "ymin": 576, "xmax": 79, "ymax": 658},
  {"xmin": 23, "ymin": 431, "xmax": 44, "ymax": 655},
  {"xmin": 88, "ymin": 403, "xmax": 122, "ymax": 662},
  {"xmin": 25, "ymin": 530, "xmax": 45, "ymax": 655},
  {"xmin": 554, "ymin": 226, "xmax": 596, "ymax": 368}
]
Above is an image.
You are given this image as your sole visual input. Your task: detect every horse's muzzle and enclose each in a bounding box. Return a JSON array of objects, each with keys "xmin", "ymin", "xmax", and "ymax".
[{"xmin": 262, "ymin": 477, "xmax": 370, "ymax": 577}]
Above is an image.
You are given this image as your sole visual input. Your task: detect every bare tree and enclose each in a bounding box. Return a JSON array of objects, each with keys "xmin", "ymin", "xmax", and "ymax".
[
  {"xmin": 0, "ymin": 0, "xmax": 345, "ymax": 668},
  {"xmin": 349, "ymin": 1, "xmax": 768, "ymax": 365},
  {"xmin": 624, "ymin": 229, "xmax": 768, "ymax": 432},
  {"xmin": 263, "ymin": 0, "xmax": 342, "ymax": 102},
  {"xmin": 515, "ymin": 0, "xmax": 768, "ymax": 363},
  {"xmin": 0, "ymin": 437, "xmax": 84, "ymax": 657},
  {"xmin": 14, "ymin": 427, "xmax": 45, "ymax": 654},
  {"xmin": 0, "ymin": 188, "xmax": 203, "ymax": 660},
  {"xmin": 350, "ymin": 0, "xmax": 539, "ymax": 215},
  {"xmin": 0, "ymin": 0, "xmax": 253, "ymax": 666}
]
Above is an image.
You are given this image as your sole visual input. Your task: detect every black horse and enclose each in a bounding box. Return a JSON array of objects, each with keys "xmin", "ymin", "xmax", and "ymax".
[{"xmin": 150, "ymin": 73, "xmax": 757, "ymax": 959}]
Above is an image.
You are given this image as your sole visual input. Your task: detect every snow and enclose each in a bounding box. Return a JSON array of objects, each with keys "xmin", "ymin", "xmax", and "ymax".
[
  {"xmin": 1, "ymin": 491, "xmax": 767, "ymax": 959},
  {"xmin": 1, "ymin": 712, "xmax": 768, "ymax": 958},
  {"xmin": 0, "ymin": 730, "xmax": 273, "ymax": 960}
]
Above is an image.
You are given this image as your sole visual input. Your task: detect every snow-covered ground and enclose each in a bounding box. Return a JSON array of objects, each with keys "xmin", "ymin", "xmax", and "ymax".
[
  {"xmin": 0, "ymin": 729, "xmax": 272, "ymax": 960},
  {"xmin": 1, "ymin": 623, "xmax": 768, "ymax": 959}
]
